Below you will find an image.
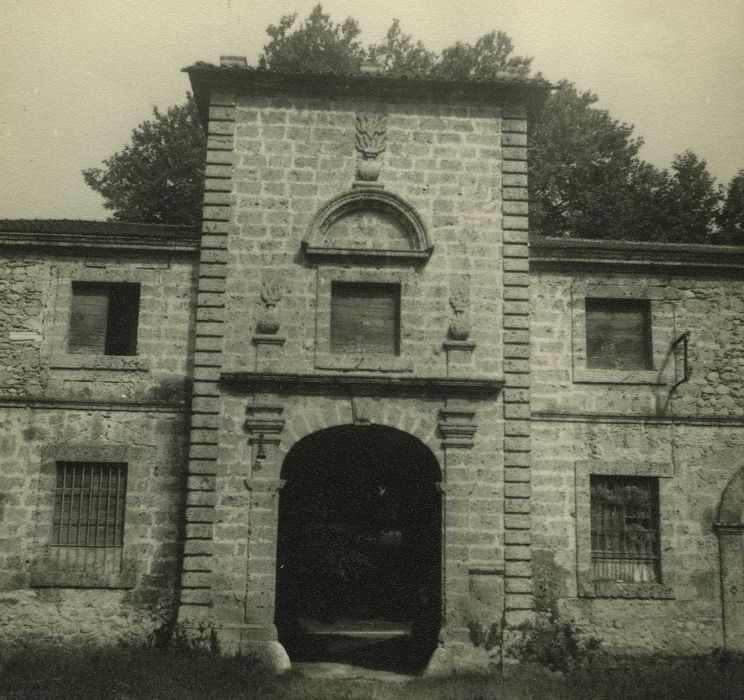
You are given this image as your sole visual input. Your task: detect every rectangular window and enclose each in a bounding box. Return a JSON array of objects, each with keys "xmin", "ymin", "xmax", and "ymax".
[
  {"xmin": 590, "ymin": 475, "xmax": 660, "ymax": 583},
  {"xmin": 53, "ymin": 462, "xmax": 127, "ymax": 549},
  {"xmin": 585, "ymin": 298, "xmax": 652, "ymax": 370},
  {"xmin": 330, "ymin": 282, "xmax": 400, "ymax": 355},
  {"xmin": 68, "ymin": 282, "xmax": 140, "ymax": 355}
]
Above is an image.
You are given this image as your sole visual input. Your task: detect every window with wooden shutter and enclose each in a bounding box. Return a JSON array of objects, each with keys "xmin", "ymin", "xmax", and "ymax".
[
  {"xmin": 68, "ymin": 282, "xmax": 140, "ymax": 355},
  {"xmin": 585, "ymin": 298, "xmax": 652, "ymax": 370},
  {"xmin": 330, "ymin": 282, "xmax": 400, "ymax": 355},
  {"xmin": 590, "ymin": 475, "xmax": 660, "ymax": 583}
]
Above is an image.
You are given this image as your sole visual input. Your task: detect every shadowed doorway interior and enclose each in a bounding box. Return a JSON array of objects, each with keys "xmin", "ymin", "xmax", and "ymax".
[{"xmin": 275, "ymin": 424, "xmax": 442, "ymax": 673}]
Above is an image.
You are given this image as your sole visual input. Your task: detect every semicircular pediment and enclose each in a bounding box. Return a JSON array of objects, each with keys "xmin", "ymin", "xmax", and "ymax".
[{"xmin": 302, "ymin": 189, "xmax": 432, "ymax": 264}]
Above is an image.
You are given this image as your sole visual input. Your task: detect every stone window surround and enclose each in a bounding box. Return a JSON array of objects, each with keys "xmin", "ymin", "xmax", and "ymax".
[
  {"xmin": 575, "ymin": 459, "xmax": 675, "ymax": 599},
  {"xmin": 314, "ymin": 267, "xmax": 414, "ymax": 372},
  {"xmin": 570, "ymin": 282, "xmax": 674, "ymax": 385},
  {"xmin": 46, "ymin": 266, "xmax": 153, "ymax": 372},
  {"xmin": 30, "ymin": 444, "xmax": 145, "ymax": 589}
]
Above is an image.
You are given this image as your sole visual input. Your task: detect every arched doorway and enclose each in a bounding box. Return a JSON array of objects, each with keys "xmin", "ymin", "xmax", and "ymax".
[
  {"xmin": 275, "ymin": 424, "xmax": 442, "ymax": 672},
  {"xmin": 717, "ymin": 466, "xmax": 744, "ymax": 652}
]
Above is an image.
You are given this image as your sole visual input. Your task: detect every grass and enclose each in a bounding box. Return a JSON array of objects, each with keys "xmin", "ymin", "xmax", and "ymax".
[{"xmin": 2, "ymin": 646, "xmax": 744, "ymax": 700}]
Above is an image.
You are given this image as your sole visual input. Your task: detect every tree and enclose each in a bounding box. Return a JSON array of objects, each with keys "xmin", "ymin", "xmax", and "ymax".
[
  {"xmin": 654, "ymin": 151, "xmax": 723, "ymax": 243},
  {"xmin": 719, "ymin": 170, "xmax": 744, "ymax": 244},
  {"xmin": 83, "ymin": 95, "xmax": 205, "ymax": 226},
  {"xmin": 258, "ymin": 4, "xmax": 365, "ymax": 74},
  {"xmin": 367, "ymin": 19, "xmax": 436, "ymax": 78},
  {"xmin": 529, "ymin": 81, "xmax": 659, "ymax": 240},
  {"xmin": 432, "ymin": 31, "xmax": 532, "ymax": 80},
  {"xmin": 83, "ymin": 5, "xmax": 740, "ymax": 246}
]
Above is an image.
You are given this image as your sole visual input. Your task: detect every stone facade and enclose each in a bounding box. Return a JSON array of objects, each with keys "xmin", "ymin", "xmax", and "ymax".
[
  {"xmin": 0, "ymin": 223, "xmax": 198, "ymax": 646},
  {"xmin": 1, "ymin": 66, "xmax": 744, "ymax": 671}
]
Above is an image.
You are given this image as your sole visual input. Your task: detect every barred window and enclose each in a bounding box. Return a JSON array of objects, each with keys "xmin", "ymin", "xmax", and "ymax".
[
  {"xmin": 52, "ymin": 462, "xmax": 127, "ymax": 570},
  {"xmin": 590, "ymin": 475, "xmax": 660, "ymax": 583},
  {"xmin": 69, "ymin": 282, "xmax": 140, "ymax": 355},
  {"xmin": 585, "ymin": 298, "xmax": 652, "ymax": 370},
  {"xmin": 330, "ymin": 282, "xmax": 400, "ymax": 355}
]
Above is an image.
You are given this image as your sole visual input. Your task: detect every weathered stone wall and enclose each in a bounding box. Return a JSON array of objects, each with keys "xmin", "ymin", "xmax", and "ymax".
[
  {"xmin": 531, "ymin": 272, "xmax": 744, "ymax": 417},
  {"xmin": 530, "ymin": 269, "xmax": 744, "ymax": 653},
  {"xmin": 0, "ymin": 249, "xmax": 197, "ymax": 647},
  {"xmin": 178, "ymin": 86, "xmax": 524, "ymax": 670},
  {"xmin": 220, "ymin": 95, "xmax": 505, "ymax": 378}
]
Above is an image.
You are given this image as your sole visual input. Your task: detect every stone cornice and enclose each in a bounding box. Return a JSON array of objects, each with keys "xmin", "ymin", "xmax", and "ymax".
[
  {"xmin": 530, "ymin": 236, "xmax": 744, "ymax": 276},
  {"xmin": 0, "ymin": 396, "xmax": 187, "ymax": 413},
  {"xmin": 185, "ymin": 65, "xmax": 549, "ymax": 127},
  {"xmin": 0, "ymin": 220, "xmax": 200, "ymax": 255},
  {"xmin": 220, "ymin": 371, "xmax": 504, "ymax": 399}
]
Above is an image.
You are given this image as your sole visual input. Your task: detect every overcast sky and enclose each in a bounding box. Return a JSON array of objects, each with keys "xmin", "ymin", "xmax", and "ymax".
[{"xmin": 2, "ymin": 0, "xmax": 743, "ymax": 220}]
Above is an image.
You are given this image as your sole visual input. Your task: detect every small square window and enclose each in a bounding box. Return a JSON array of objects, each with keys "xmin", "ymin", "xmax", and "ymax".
[
  {"xmin": 590, "ymin": 475, "xmax": 660, "ymax": 583},
  {"xmin": 69, "ymin": 282, "xmax": 140, "ymax": 355},
  {"xmin": 330, "ymin": 282, "xmax": 400, "ymax": 355},
  {"xmin": 585, "ymin": 298, "xmax": 652, "ymax": 370}
]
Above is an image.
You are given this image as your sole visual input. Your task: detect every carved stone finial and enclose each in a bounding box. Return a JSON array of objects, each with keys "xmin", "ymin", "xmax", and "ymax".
[
  {"xmin": 355, "ymin": 113, "xmax": 387, "ymax": 182},
  {"xmin": 448, "ymin": 275, "xmax": 471, "ymax": 341},
  {"xmin": 256, "ymin": 277, "xmax": 284, "ymax": 335}
]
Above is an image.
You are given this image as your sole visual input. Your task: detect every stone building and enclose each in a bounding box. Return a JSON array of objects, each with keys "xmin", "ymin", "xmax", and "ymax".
[{"xmin": 1, "ymin": 60, "xmax": 744, "ymax": 673}]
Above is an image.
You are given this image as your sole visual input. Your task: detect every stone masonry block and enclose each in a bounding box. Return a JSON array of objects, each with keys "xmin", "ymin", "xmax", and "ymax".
[
  {"xmin": 504, "ymin": 467, "xmax": 531, "ymax": 483},
  {"xmin": 505, "ymin": 561, "xmax": 531, "ymax": 578},
  {"xmin": 502, "ymin": 133, "xmax": 528, "ymax": 147},
  {"xmin": 504, "ymin": 330, "xmax": 530, "ymax": 344},
  {"xmin": 206, "ymin": 151, "xmax": 235, "ymax": 166},
  {"xmin": 501, "ymin": 160, "xmax": 528, "ymax": 174},
  {"xmin": 181, "ymin": 572, "xmax": 212, "ymax": 588},
  {"xmin": 504, "ymin": 514, "xmax": 531, "ymax": 530},
  {"xmin": 502, "ymin": 119, "xmax": 528, "ymax": 133},
  {"xmin": 209, "ymin": 106, "xmax": 237, "ymax": 121},
  {"xmin": 504, "ymin": 530, "xmax": 532, "ymax": 545},
  {"xmin": 504, "ymin": 419, "xmax": 530, "ymax": 436},
  {"xmin": 186, "ymin": 491, "xmax": 217, "ymax": 507},
  {"xmin": 183, "ymin": 555, "xmax": 213, "ymax": 571},
  {"xmin": 502, "ymin": 146, "xmax": 527, "ymax": 161},
  {"xmin": 185, "ymin": 523, "xmax": 213, "ymax": 539},
  {"xmin": 207, "ymin": 135, "xmax": 234, "ymax": 150},
  {"xmin": 502, "ymin": 215, "xmax": 529, "ymax": 230},
  {"xmin": 505, "ymin": 577, "xmax": 533, "ymax": 594},
  {"xmin": 202, "ymin": 205, "xmax": 231, "ymax": 221},
  {"xmin": 503, "ymin": 452, "xmax": 531, "ymax": 468},
  {"xmin": 505, "ymin": 593, "xmax": 534, "ymax": 611},
  {"xmin": 503, "ymin": 201, "xmax": 529, "ymax": 216},
  {"xmin": 504, "ymin": 481, "xmax": 531, "ymax": 498},
  {"xmin": 180, "ymin": 589, "xmax": 213, "ymax": 606},
  {"xmin": 504, "ymin": 497, "xmax": 531, "ymax": 514},
  {"xmin": 503, "ymin": 230, "xmax": 528, "ymax": 244},
  {"xmin": 504, "ymin": 402, "xmax": 530, "ymax": 419}
]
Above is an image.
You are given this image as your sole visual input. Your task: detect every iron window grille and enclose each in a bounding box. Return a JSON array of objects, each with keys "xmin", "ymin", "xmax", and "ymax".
[
  {"xmin": 51, "ymin": 461, "xmax": 127, "ymax": 571},
  {"xmin": 590, "ymin": 475, "xmax": 661, "ymax": 583},
  {"xmin": 68, "ymin": 282, "xmax": 140, "ymax": 355},
  {"xmin": 585, "ymin": 298, "xmax": 652, "ymax": 370}
]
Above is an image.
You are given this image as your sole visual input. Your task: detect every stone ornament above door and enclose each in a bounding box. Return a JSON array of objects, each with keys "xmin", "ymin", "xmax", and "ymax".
[{"xmin": 301, "ymin": 189, "xmax": 433, "ymax": 265}]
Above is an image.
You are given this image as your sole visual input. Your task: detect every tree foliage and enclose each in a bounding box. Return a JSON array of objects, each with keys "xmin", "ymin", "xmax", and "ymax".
[
  {"xmin": 83, "ymin": 4, "xmax": 741, "ymax": 246},
  {"xmin": 719, "ymin": 170, "xmax": 744, "ymax": 244},
  {"xmin": 83, "ymin": 95, "xmax": 205, "ymax": 226},
  {"xmin": 257, "ymin": 4, "xmax": 365, "ymax": 74}
]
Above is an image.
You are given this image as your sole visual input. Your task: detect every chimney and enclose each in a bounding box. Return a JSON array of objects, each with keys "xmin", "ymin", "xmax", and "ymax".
[{"xmin": 220, "ymin": 55, "xmax": 248, "ymax": 69}]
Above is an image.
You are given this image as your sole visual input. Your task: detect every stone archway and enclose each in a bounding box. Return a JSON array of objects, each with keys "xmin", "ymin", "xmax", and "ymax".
[
  {"xmin": 716, "ymin": 465, "xmax": 744, "ymax": 652},
  {"xmin": 274, "ymin": 424, "xmax": 442, "ymax": 672}
]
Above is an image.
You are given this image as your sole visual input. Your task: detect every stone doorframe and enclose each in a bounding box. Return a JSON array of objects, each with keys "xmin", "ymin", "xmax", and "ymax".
[{"xmin": 716, "ymin": 465, "xmax": 744, "ymax": 652}]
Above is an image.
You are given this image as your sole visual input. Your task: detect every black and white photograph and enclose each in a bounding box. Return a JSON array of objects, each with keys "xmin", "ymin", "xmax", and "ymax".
[{"xmin": 1, "ymin": 2, "xmax": 743, "ymax": 697}]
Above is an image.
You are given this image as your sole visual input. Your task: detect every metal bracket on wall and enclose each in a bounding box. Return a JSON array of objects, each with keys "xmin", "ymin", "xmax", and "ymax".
[{"xmin": 670, "ymin": 331, "xmax": 692, "ymax": 395}]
